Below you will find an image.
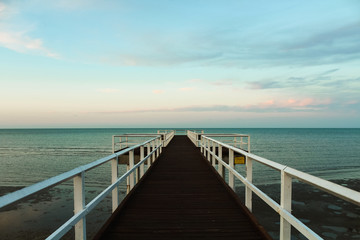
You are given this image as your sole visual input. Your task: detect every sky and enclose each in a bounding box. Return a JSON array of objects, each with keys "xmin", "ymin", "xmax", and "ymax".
[{"xmin": 0, "ymin": 0, "xmax": 359, "ymax": 128}]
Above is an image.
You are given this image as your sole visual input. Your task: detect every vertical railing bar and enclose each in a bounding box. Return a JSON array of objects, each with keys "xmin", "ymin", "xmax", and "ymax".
[
  {"xmin": 280, "ymin": 169, "xmax": 292, "ymax": 240},
  {"xmin": 111, "ymin": 156, "xmax": 119, "ymax": 213},
  {"xmin": 129, "ymin": 150, "xmax": 135, "ymax": 190},
  {"xmin": 245, "ymin": 155, "xmax": 252, "ymax": 211},
  {"xmin": 140, "ymin": 145, "xmax": 145, "ymax": 178},
  {"xmin": 147, "ymin": 143, "xmax": 151, "ymax": 167},
  {"xmin": 73, "ymin": 172, "xmax": 86, "ymax": 240},
  {"xmin": 218, "ymin": 143, "xmax": 223, "ymax": 178},
  {"xmin": 229, "ymin": 148, "xmax": 234, "ymax": 189}
]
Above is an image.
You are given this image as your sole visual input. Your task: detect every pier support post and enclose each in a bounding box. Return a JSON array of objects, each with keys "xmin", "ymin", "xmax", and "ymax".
[
  {"xmin": 74, "ymin": 172, "xmax": 86, "ymax": 240},
  {"xmin": 111, "ymin": 156, "xmax": 119, "ymax": 212},
  {"xmin": 229, "ymin": 149, "xmax": 234, "ymax": 189},
  {"xmin": 129, "ymin": 150, "xmax": 135, "ymax": 190},
  {"xmin": 140, "ymin": 146, "xmax": 144, "ymax": 178},
  {"xmin": 245, "ymin": 156, "xmax": 252, "ymax": 211},
  {"xmin": 280, "ymin": 169, "xmax": 292, "ymax": 240}
]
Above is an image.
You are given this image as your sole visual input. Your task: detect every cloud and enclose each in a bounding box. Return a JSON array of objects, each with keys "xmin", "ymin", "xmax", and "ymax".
[
  {"xmin": 179, "ymin": 87, "xmax": 194, "ymax": 92},
  {"xmin": 246, "ymin": 68, "xmax": 355, "ymax": 90},
  {"xmin": 92, "ymin": 98, "xmax": 333, "ymax": 114},
  {"xmin": 96, "ymin": 88, "xmax": 120, "ymax": 93},
  {"xmin": 152, "ymin": 89, "xmax": 164, "ymax": 94},
  {"xmin": 0, "ymin": 2, "xmax": 58, "ymax": 58},
  {"xmin": 0, "ymin": 31, "xmax": 58, "ymax": 57},
  {"xmin": 211, "ymin": 80, "xmax": 233, "ymax": 86}
]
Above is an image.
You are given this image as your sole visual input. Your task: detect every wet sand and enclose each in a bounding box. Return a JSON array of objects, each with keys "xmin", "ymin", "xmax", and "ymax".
[{"xmin": 0, "ymin": 179, "xmax": 359, "ymax": 240}]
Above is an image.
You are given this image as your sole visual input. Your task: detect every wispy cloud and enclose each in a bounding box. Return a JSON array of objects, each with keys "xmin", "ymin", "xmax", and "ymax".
[
  {"xmin": 0, "ymin": 2, "xmax": 58, "ymax": 58},
  {"xmin": 96, "ymin": 88, "xmax": 120, "ymax": 93},
  {"xmin": 179, "ymin": 87, "xmax": 194, "ymax": 92},
  {"xmin": 211, "ymin": 80, "xmax": 233, "ymax": 86},
  {"xmin": 152, "ymin": 89, "xmax": 164, "ymax": 94},
  {"xmin": 92, "ymin": 98, "xmax": 333, "ymax": 114}
]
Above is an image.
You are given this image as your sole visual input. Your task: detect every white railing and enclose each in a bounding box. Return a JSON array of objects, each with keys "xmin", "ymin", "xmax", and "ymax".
[
  {"xmin": 112, "ymin": 131, "xmax": 175, "ymax": 153},
  {"xmin": 187, "ymin": 130, "xmax": 250, "ymax": 151},
  {"xmin": 0, "ymin": 135, "xmax": 165, "ymax": 240},
  {"xmin": 200, "ymin": 135, "xmax": 360, "ymax": 240}
]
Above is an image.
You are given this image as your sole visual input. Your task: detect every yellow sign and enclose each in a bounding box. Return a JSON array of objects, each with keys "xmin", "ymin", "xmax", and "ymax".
[{"xmin": 234, "ymin": 156, "xmax": 245, "ymax": 164}]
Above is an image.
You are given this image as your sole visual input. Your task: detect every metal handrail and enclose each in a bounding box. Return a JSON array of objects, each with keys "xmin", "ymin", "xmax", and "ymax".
[
  {"xmin": 200, "ymin": 134, "xmax": 360, "ymax": 240},
  {"xmin": 46, "ymin": 144, "xmax": 160, "ymax": 240},
  {"xmin": 0, "ymin": 135, "xmax": 166, "ymax": 240}
]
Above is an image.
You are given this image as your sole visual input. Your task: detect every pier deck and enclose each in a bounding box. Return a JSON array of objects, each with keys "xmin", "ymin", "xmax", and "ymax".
[{"xmin": 95, "ymin": 136, "xmax": 270, "ymax": 240}]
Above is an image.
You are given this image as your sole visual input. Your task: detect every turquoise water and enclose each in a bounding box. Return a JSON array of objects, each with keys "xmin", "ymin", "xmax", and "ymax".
[{"xmin": 0, "ymin": 128, "xmax": 359, "ymax": 188}]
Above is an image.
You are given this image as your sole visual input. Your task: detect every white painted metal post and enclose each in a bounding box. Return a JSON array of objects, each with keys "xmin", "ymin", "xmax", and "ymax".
[
  {"xmin": 129, "ymin": 150, "xmax": 135, "ymax": 190},
  {"xmin": 280, "ymin": 169, "xmax": 292, "ymax": 240},
  {"xmin": 74, "ymin": 172, "xmax": 86, "ymax": 240},
  {"xmin": 140, "ymin": 146, "xmax": 144, "ymax": 178},
  {"xmin": 152, "ymin": 140, "xmax": 155, "ymax": 162},
  {"xmin": 218, "ymin": 144, "xmax": 223, "ymax": 178},
  {"xmin": 156, "ymin": 138, "xmax": 160, "ymax": 157},
  {"xmin": 212, "ymin": 141, "xmax": 216, "ymax": 167},
  {"xmin": 147, "ymin": 143, "xmax": 151, "ymax": 167},
  {"xmin": 200, "ymin": 137, "xmax": 204, "ymax": 153},
  {"xmin": 229, "ymin": 149, "xmax": 234, "ymax": 189},
  {"xmin": 245, "ymin": 156, "xmax": 253, "ymax": 211},
  {"xmin": 111, "ymin": 156, "xmax": 119, "ymax": 212},
  {"xmin": 207, "ymin": 139, "xmax": 211, "ymax": 162},
  {"xmin": 248, "ymin": 136, "xmax": 251, "ymax": 152},
  {"xmin": 126, "ymin": 164, "xmax": 130, "ymax": 194},
  {"xmin": 112, "ymin": 136, "xmax": 115, "ymax": 153}
]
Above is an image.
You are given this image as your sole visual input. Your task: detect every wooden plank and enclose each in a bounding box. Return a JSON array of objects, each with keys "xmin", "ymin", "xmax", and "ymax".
[{"xmin": 94, "ymin": 136, "xmax": 272, "ymax": 240}]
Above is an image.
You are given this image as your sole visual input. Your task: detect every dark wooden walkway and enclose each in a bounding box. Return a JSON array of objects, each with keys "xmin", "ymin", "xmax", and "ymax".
[{"xmin": 95, "ymin": 136, "xmax": 271, "ymax": 240}]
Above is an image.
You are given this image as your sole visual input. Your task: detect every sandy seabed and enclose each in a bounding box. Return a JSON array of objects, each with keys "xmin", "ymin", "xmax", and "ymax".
[{"xmin": 0, "ymin": 179, "xmax": 359, "ymax": 240}]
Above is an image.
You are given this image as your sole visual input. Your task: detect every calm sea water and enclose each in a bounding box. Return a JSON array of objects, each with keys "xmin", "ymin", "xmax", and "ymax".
[{"xmin": 0, "ymin": 128, "xmax": 359, "ymax": 188}]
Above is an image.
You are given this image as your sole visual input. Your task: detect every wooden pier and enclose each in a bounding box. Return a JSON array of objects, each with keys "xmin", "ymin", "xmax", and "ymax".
[{"xmin": 94, "ymin": 136, "xmax": 271, "ymax": 240}]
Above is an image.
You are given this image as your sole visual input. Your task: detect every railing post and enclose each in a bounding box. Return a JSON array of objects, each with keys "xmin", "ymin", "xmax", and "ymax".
[
  {"xmin": 126, "ymin": 164, "xmax": 130, "ymax": 194},
  {"xmin": 111, "ymin": 156, "xmax": 119, "ymax": 212},
  {"xmin": 147, "ymin": 143, "xmax": 151, "ymax": 167},
  {"xmin": 245, "ymin": 156, "xmax": 252, "ymax": 211},
  {"xmin": 140, "ymin": 145, "xmax": 145, "ymax": 178},
  {"xmin": 129, "ymin": 150, "xmax": 135, "ymax": 190},
  {"xmin": 207, "ymin": 139, "xmax": 211, "ymax": 162},
  {"xmin": 280, "ymin": 169, "xmax": 292, "ymax": 240},
  {"xmin": 112, "ymin": 136, "xmax": 115, "ymax": 153},
  {"xmin": 152, "ymin": 140, "xmax": 155, "ymax": 163},
  {"xmin": 156, "ymin": 138, "xmax": 160, "ymax": 157},
  {"xmin": 74, "ymin": 172, "xmax": 86, "ymax": 240},
  {"xmin": 200, "ymin": 137, "xmax": 203, "ymax": 153},
  {"xmin": 212, "ymin": 141, "xmax": 216, "ymax": 167},
  {"xmin": 218, "ymin": 144, "xmax": 224, "ymax": 178},
  {"xmin": 229, "ymin": 149, "xmax": 234, "ymax": 189}
]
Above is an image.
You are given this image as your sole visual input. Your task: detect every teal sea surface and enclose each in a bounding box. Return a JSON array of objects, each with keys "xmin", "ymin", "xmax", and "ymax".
[{"xmin": 0, "ymin": 128, "xmax": 359, "ymax": 188}]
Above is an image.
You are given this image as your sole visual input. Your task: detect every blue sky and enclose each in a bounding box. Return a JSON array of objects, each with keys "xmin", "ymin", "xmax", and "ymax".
[{"xmin": 0, "ymin": 0, "xmax": 359, "ymax": 128}]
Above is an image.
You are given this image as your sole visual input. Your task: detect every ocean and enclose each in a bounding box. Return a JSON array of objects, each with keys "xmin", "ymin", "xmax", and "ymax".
[
  {"xmin": 1, "ymin": 128, "xmax": 359, "ymax": 187},
  {"xmin": 0, "ymin": 128, "xmax": 359, "ymax": 239}
]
